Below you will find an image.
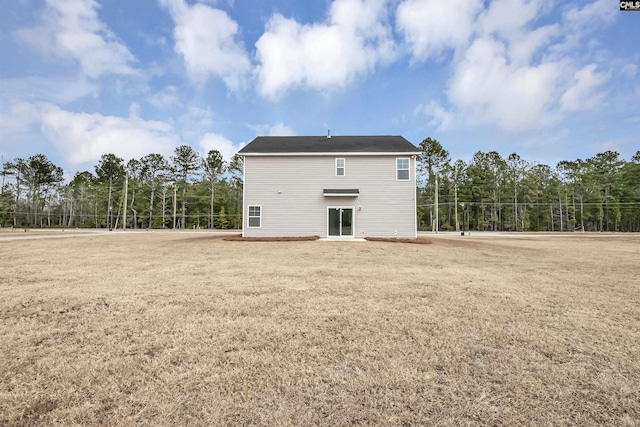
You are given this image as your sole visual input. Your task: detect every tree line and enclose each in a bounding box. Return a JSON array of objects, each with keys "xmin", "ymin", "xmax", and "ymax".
[
  {"xmin": 0, "ymin": 146, "xmax": 243, "ymax": 230},
  {"xmin": 417, "ymin": 138, "xmax": 640, "ymax": 232},
  {"xmin": 1, "ymin": 139, "xmax": 639, "ymax": 232}
]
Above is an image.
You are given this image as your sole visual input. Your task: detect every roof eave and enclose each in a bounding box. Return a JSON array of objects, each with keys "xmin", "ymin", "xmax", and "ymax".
[{"xmin": 239, "ymin": 151, "xmax": 422, "ymax": 156}]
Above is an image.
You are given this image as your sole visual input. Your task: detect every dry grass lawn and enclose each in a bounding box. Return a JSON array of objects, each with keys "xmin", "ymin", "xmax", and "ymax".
[{"xmin": 1, "ymin": 231, "xmax": 639, "ymax": 426}]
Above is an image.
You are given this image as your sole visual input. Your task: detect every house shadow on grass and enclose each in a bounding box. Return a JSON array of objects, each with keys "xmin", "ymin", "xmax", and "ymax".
[
  {"xmin": 364, "ymin": 237, "xmax": 433, "ymax": 244},
  {"xmin": 174, "ymin": 233, "xmax": 239, "ymax": 243},
  {"xmin": 222, "ymin": 236, "xmax": 432, "ymax": 243},
  {"xmin": 223, "ymin": 235, "xmax": 321, "ymax": 242}
]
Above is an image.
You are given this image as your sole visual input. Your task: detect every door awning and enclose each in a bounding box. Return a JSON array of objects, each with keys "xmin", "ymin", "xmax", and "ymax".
[{"xmin": 323, "ymin": 189, "xmax": 359, "ymax": 197}]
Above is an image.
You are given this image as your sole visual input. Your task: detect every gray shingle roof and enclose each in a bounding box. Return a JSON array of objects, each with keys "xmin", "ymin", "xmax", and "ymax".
[{"xmin": 239, "ymin": 136, "xmax": 420, "ymax": 154}]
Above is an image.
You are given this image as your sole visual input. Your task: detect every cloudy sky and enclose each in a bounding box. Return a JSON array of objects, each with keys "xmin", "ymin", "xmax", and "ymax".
[{"xmin": 1, "ymin": 0, "xmax": 638, "ymax": 175}]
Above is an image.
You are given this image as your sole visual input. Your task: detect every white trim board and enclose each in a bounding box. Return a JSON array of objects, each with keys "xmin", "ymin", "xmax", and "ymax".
[{"xmin": 241, "ymin": 152, "xmax": 421, "ymax": 157}]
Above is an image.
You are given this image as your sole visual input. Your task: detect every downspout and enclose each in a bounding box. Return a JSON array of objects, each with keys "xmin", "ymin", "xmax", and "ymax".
[
  {"xmin": 413, "ymin": 155, "xmax": 418, "ymax": 238},
  {"xmin": 241, "ymin": 155, "xmax": 246, "ymax": 237}
]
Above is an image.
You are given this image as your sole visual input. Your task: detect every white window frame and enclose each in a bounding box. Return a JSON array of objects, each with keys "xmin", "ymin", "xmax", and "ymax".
[
  {"xmin": 396, "ymin": 158, "xmax": 410, "ymax": 181},
  {"xmin": 247, "ymin": 205, "xmax": 261, "ymax": 228},
  {"xmin": 336, "ymin": 158, "xmax": 345, "ymax": 176}
]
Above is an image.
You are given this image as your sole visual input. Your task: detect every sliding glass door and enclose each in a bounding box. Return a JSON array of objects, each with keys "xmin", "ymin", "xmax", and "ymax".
[{"xmin": 328, "ymin": 208, "xmax": 354, "ymax": 237}]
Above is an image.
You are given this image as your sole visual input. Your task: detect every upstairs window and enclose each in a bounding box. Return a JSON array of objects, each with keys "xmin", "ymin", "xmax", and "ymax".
[
  {"xmin": 336, "ymin": 158, "xmax": 345, "ymax": 176},
  {"xmin": 396, "ymin": 158, "xmax": 410, "ymax": 180},
  {"xmin": 248, "ymin": 205, "xmax": 261, "ymax": 227}
]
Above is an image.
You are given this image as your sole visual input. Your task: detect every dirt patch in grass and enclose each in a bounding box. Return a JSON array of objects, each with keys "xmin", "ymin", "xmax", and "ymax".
[
  {"xmin": 364, "ymin": 236, "xmax": 433, "ymax": 244},
  {"xmin": 224, "ymin": 235, "xmax": 320, "ymax": 241},
  {"xmin": 1, "ymin": 233, "xmax": 639, "ymax": 425}
]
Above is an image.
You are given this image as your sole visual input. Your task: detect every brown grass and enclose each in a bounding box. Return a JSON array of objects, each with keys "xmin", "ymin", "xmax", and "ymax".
[
  {"xmin": 1, "ymin": 232, "xmax": 639, "ymax": 426},
  {"xmin": 0, "ymin": 228, "xmax": 94, "ymax": 238}
]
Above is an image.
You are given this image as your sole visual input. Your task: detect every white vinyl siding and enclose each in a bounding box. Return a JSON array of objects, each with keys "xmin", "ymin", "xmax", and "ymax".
[
  {"xmin": 396, "ymin": 158, "xmax": 410, "ymax": 180},
  {"xmin": 336, "ymin": 158, "xmax": 345, "ymax": 176},
  {"xmin": 248, "ymin": 205, "xmax": 261, "ymax": 227},
  {"xmin": 243, "ymin": 156, "xmax": 417, "ymax": 238}
]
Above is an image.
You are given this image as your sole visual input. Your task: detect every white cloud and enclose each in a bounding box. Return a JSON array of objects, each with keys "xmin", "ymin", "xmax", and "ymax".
[
  {"xmin": 176, "ymin": 106, "xmax": 215, "ymax": 142},
  {"xmin": 15, "ymin": 0, "xmax": 136, "ymax": 78},
  {"xmin": 477, "ymin": 0, "xmax": 542, "ymax": 38},
  {"xmin": 474, "ymin": 0, "xmax": 562, "ymax": 66},
  {"xmin": 521, "ymin": 127, "xmax": 570, "ymax": 150},
  {"xmin": 565, "ymin": 0, "xmax": 616, "ymax": 28},
  {"xmin": 199, "ymin": 132, "xmax": 243, "ymax": 161},
  {"xmin": 268, "ymin": 122, "xmax": 295, "ymax": 136},
  {"xmin": 590, "ymin": 138, "xmax": 626, "ymax": 154},
  {"xmin": 507, "ymin": 24, "xmax": 560, "ymax": 65},
  {"xmin": 396, "ymin": 0, "xmax": 482, "ymax": 62},
  {"xmin": 0, "ymin": 102, "xmax": 44, "ymax": 161},
  {"xmin": 128, "ymin": 102, "xmax": 142, "ymax": 118},
  {"xmin": 621, "ymin": 64, "xmax": 637, "ymax": 78},
  {"xmin": 445, "ymin": 37, "xmax": 563, "ymax": 131},
  {"xmin": 255, "ymin": 0, "xmax": 395, "ymax": 98},
  {"xmin": 40, "ymin": 104, "xmax": 179, "ymax": 166},
  {"xmin": 248, "ymin": 121, "xmax": 296, "ymax": 136},
  {"xmin": 0, "ymin": 102, "xmax": 41, "ymax": 141},
  {"xmin": 199, "ymin": 0, "xmax": 235, "ymax": 6},
  {"xmin": 160, "ymin": 0, "xmax": 251, "ymax": 90},
  {"xmin": 552, "ymin": 0, "xmax": 617, "ymax": 55},
  {"xmin": 414, "ymin": 0, "xmax": 616, "ymax": 132},
  {"xmin": 415, "ymin": 101, "xmax": 454, "ymax": 131},
  {"xmin": 148, "ymin": 86, "xmax": 181, "ymax": 109},
  {"xmin": 560, "ymin": 64, "xmax": 609, "ymax": 112},
  {"xmin": 0, "ymin": 76, "xmax": 97, "ymax": 105}
]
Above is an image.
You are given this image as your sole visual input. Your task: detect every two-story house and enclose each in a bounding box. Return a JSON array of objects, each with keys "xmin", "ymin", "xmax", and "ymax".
[{"xmin": 238, "ymin": 135, "xmax": 421, "ymax": 238}]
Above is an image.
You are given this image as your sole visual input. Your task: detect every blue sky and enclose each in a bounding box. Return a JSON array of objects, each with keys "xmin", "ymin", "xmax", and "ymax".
[{"xmin": 1, "ymin": 0, "xmax": 638, "ymax": 176}]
